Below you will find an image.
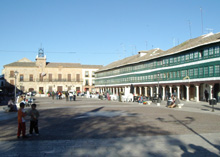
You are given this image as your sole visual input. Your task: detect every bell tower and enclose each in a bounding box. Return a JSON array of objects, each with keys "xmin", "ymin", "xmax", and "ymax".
[{"xmin": 36, "ymin": 48, "xmax": 46, "ymax": 68}]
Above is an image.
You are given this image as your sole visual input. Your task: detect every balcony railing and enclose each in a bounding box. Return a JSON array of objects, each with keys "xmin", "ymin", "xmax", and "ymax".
[{"xmin": 18, "ymin": 79, "xmax": 83, "ymax": 82}]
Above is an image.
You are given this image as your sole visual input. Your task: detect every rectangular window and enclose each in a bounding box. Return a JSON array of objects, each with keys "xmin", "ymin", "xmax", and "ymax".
[
  {"xmin": 194, "ymin": 68, "xmax": 198, "ymax": 77},
  {"xmin": 194, "ymin": 52, "xmax": 198, "ymax": 59},
  {"xmin": 181, "ymin": 70, "xmax": 186, "ymax": 77},
  {"xmin": 163, "ymin": 59, "xmax": 168, "ymax": 66},
  {"xmin": 76, "ymin": 74, "xmax": 80, "ymax": 82},
  {"xmin": 68, "ymin": 74, "xmax": 71, "ymax": 81},
  {"xmin": 163, "ymin": 73, "xmax": 166, "ymax": 79},
  {"xmin": 170, "ymin": 58, "xmax": 173, "ymax": 64},
  {"xmin": 10, "ymin": 71, "xmax": 14, "ymax": 77},
  {"xmin": 215, "ymin": 46, "xmax": 219, "ymax": 55},
  {"xmin": 153, "ymin": 63, "xmax": 156, "ymax": 68},
  {"xmin": 157, "ymin": 60, "xmax": 162, "ymax": 67},
  {"xmin": 58, "ymin": 74, "xmax": 62, "ymax": 81},
  {"xmin": 177, "ymin": 71, "xmax": 180, "ymax": 78},
  {"xmin": 29, "ymin": 74, "xmax": 33, "ymax": 81},
  {"xmin": 165, "ymin": 59, "xmax": 168, "ymax": 65},
  {"xmin": 85, "ymin": 80, "xmax": 89, "ymax": 85},
  {"xmin": 209, "ymin": 66, "xmax": 214, "ymax": 76},
  {"xmin": 76, "ymin": 87, "xmax": 80, "ymax": 92},
  {"xmin": 204, "ymin": 67, "xmax": 208, "ymax": 76},
  {"xmin": 178, "ymin": 56, "xmax": 181, "ymax": 63},
  {"xmin": 215, "ymin": 65, "xmax": 220, "ymax": 75},
  {"xmin": 92, "ymin": 71, "xmax": 95, "ymax": 77},
  {"xmin": 19, "ymin": 74, "xmax": 24, "ymax": 81},
  {"xmin": 170, "ymin": 72, "xmax": 173, "ymax": 79},
  {"xmin": 209, "ymin": 47, "xmax": 214, "ymax": 56},
  {"xmin": 189, "ymin": 69, "xmax": 193, "ymax": 77},
  {"xmin": 49, "ymin": 74, "xmax": 52, "ymax": 82},
  {"xmin": 204, "ymin": 49, "xmax": 208, "ymax": 58},
  {"xmin": 85, "ymin": 71, "xmax": 89, "ymax": 77},
  {"xmin": 173, "ymin": 72, "xmax": 176, "ymax": 78},
  {"xmin": 199, "ymin": 67, "xmax": 203, "ymax": 77},
  {"xmin": 181, "ymin": 56, "xmax": 185, "ymax": 63},
  {"xmin": 174, "ymin": 57, "xmax": 177, "ymax": 63},
  {"xmin": 199, "ymin": 50, "xmax": 203, "ymax": 59},
  {"xmin": 190, "ymin": 53, "xmax": 194, "ymax": 60},
  {"xmin": 185, "ymin": 54, "xmax": 189, "ymax": 62}
]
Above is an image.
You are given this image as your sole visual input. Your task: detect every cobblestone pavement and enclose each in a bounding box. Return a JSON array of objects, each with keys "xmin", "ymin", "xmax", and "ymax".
[{"xmin": 0, "ymin": 97, "xmax": 220, "ymax": 156}]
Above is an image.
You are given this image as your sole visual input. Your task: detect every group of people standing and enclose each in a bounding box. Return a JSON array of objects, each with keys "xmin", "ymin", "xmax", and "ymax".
[
  {"xmin": 50, "ymin": 90, "xmax": 77, "ymax": 101},
  {"xmin": 17, "ymin": 102, "xmax": 40, "ymax": 138},
  {"xmin": 64, "ymin": 91, "xmax": 76, "ymax": 101}
]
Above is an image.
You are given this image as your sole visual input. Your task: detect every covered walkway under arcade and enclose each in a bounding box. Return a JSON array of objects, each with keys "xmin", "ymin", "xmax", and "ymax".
[{"xmin": 97, "ymin": 81, "xmax": 220, "ymax": 102}]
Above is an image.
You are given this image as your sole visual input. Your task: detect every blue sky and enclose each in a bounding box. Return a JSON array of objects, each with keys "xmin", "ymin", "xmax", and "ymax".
[{"xmin": 1, "ymin": 0, "xmax": 220, "ymax": 73}]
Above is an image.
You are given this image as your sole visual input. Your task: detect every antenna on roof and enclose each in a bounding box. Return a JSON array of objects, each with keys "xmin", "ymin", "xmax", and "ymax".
[
  {"xmin": 145, "ymin": 41, "xmax": 148, "ymax": 50},
  {"xmin": 129, "ymin": 45, "xmax": 136, "ymax": 55},
  {"xmin": 121, "ymin": 43, "xmax": 126, "ymax": 57},
  {"xmin": 173, "ymin": 38, "xmax": 176, "ymax": 47},
  {"xmin": 188, "ymin": 20, "xmax": 192, "ymax": 39},
  {"xmin": 200, "ymin": 7, "xmax": 204, "ymax": 34}
]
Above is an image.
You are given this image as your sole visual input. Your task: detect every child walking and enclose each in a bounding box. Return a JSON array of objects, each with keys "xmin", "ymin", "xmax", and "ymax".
[
  {"xmin": 17, "ymin": 102, "xmax": 27, "ymax": 138},
  {"xmin": 29, "ymin": 103, "xmax": 40, "ymax": 136}
]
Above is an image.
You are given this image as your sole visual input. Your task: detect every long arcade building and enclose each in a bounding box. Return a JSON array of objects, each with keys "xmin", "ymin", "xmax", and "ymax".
[{"xmin": 95, "ymin": 32, "xmax": 220, "ymax": 102}]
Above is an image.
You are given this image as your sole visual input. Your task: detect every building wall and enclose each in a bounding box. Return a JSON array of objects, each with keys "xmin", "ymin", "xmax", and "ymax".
[
  {"xmin": 95, "ymin": 41, "xmax": 220, "ymax": 101},
  {"xmin": 82, "ymin": 69, "xmax": 99, "ymax": 93},
  {"xmin": 3, "ymin": 66, "xmax": 84, "ymax": 94}
]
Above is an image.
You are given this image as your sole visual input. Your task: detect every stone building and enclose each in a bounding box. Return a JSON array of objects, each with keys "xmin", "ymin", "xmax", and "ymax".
[
  {"xmin": 95, "ymin": 32, "xmax": 220, "ymax": 102},
  {"xmin": 2, "ymin": 49, "xmax": 103, "ymax": 95}
]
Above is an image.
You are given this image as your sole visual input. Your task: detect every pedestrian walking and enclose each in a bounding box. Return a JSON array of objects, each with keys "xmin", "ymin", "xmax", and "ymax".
[
  {"xmin": 204, "ymin": 90, "xmax": 209, "ymax": 102},
  {"xmin": 29, "ymin": 103, "xmax": 40, "ymax": 136},
  {"xmin": 65, "ymin": 91, "xmax": 69, "ymax": 101},
  {"xmin": 17, "ymin": 102, "xmax": 27, "ymax": 138},
  {"xmin": 73, "ymin": 91, "xmax": 76, "ymax": 101},
  {"xmin": 69, "ymin": 92, "xmax": 73, "ymax": 101},
  {"xmin": 52, "ymin": 91, "xmax": 55, "ymax": 100}
]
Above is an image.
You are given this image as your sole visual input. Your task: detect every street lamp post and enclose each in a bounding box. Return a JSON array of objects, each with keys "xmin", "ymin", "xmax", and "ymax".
[{"xmin": 14, "ymin": 71, "xmax": 18, "ymax": 104}]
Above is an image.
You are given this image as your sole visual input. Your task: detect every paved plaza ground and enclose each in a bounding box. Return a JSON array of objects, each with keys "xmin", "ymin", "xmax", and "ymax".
[{"xmin": 0, "ymin": 96, "xmax": 220, "ymax": 156}]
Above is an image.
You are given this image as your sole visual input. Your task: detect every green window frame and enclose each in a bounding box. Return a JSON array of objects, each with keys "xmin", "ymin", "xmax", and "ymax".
[
  {"xmin": 189, "ymin": 69, "xmax": 194, "ymax": 77},
  {"xmin": 204, "ymin": 67, "xmax": 208, "ymax": 76},
  {"xmin": 204, "ymin": 49, "xmax": 208, "ymax": 58},
  {"xmin": 170, "ymin": 58, "xmax": 174, "ymax": 64},
  {"xmin": 215, "ymin": 46, "xmax": 219, "ymax": 55},
  {"xmin": 178, "ymin": 56, "xmax": 181, "ymax": 63},
  {"xmin": 177, "ymin": 71, "xmax": 180, "ymax": 78},
  {"xmin": 174, "ymin": 57, "xmax": 178, "ymax": 64},
  {"xmin": 209, "ymin": 47, "xmax": 214, "ymax": 56},
  {"xmin": 185, "ymin": 54, "xmax": 189, "ymax": 62},
  {"xmin": 181, "ymin": 70, "xmax": 186, "ymax": 78},
  {"xmin": 190, "ymin": 53, "xmax": 194, "ymax": 60},
  {"xmin": 199, "ymin": 67, "xmax": 203, "ymax": 77},
  {"xmin": 194, "ymin": 68, "xmax": 198, "ymax": 77},
  {"xmin": 209, "ymin": 66, "xmax": 214, "ymax": 76},
  {"xmin": 170, "ymin": 72, "xmax": 173, "ymax": 79},
  {"xmin": 173, "ymin": 72, "xmax": 176, "ymax": 78},
  {"xmin": 181, "ymin": 56, "xmax": 185, "ymax": 63},
  {"xmin": 194, "ymin": 52, "xmax": 198, "ymax": 60},
  {"xmin": 215, "ymin": 65, "xmax": 220, "ymax": 75}
]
